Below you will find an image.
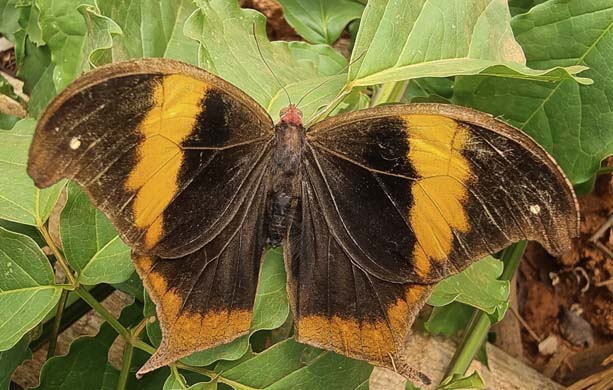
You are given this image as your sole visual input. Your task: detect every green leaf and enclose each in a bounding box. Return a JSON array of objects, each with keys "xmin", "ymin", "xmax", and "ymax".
[
  {"xmin": 429, "ymin": 257, "xmax": 509, "ymax": 315},
  {"xmin": 147, "ymin": 248, "xmax": 290, "ymax": 367},
  {"xmin": 35, "ymin": 0, "xmax": 121, "ymax": 90},
  {"xmin": 98, "ymin": 0, "xmax": 199, "ymax": 64},
  {"xmin": 163, "ymin": 374, "xmax": 217, "ymax": 390},
  {"xmin": 184, "ymin": 0, "xmax": 347, "ymax": 121},
  {"xmin": 277, "ymin": 0, "xmax": 364, "ymax": 44},
  {"xmin": 0, "ymin": 335, "xmax": 31, "ymax": 389},
  {"xmin": 60, "ymin": 182, "xmax": 133, "ymax": 285},
  {"xmin": 453, "ymin": 0, "xmax": 613, "ymax": 189},
  {"xmin": 347, "ymin": 0, "xmax": 589, "ymax": 88},
  {"xmin": 439, "ymin": 371, "xmax": 486, "ymax": 390},
  {"xmin": 35, "ymin": 303, "xmax": 142, "ymax": 390},
  {"xmin": 0, "ymin": 119, "xmax": 64, "ymax": 226},
  {"xmin": 405, "ymin": 77, "xmax": 454, "ymax": 103},
  {"xmin": 0, "ymin": 227, "xmax": 62, "ymax": 351},
  {"xmin": 15, "ymin": 34, "xmax": 56, "ymax": 118},
  {"xmin": 508, "ymin": 0, "xmax": 547, "ymax": 16},
  {"xmin": 425, "ymin": 302, "xmax": 473, "ymax": 337},
  {"xmin": 217, "ymin": 339, "xmax": 372, "ymax": 390},
  {"xmin": 0, "ymin": 0, "xmax": 20, "ymax": 41}
]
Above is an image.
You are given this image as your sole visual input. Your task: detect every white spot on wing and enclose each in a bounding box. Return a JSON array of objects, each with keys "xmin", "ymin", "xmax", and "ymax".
[
  {"xmin": 69, "ymin": 137, "xmax": 81, "ymax": 150},
  {"xmin": 530, "ymin": 205, "xmax": 541, "ymax": 215}
]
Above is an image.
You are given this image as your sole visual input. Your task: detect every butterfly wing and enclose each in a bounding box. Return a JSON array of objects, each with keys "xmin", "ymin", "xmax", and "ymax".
[
  {"xmin": 286, "ymin": 103, "xmax": 578, "ymax": 381},
  {"xmin": 28, "ymin": 58, "xmax": 274, "ymax": 258},
  {"xmin": 28, "ymin": 59, "xmax": 275, "ymax": 372},
  {"xmin": 303, "ymin": 103, "xmax": 577, "ymax": 283}
]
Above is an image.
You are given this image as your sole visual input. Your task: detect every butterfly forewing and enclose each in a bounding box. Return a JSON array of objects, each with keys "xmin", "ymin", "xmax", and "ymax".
[
  {"xmin": 304, "ymin": 104, "xmax": 578, "ymax": 283},
  {"xmin": 28, "ymin": 59, "xmax": 274, "ymax": 258}
]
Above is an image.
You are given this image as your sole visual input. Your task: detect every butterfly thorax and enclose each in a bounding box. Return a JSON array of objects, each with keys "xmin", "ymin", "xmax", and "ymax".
[{"xmin": 266, "ymin": 105, "xmax": 305, "ymax": 247}]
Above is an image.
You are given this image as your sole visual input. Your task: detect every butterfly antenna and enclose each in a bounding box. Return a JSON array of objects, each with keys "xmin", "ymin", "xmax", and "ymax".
[
  {"xmin": 252, "ymin": 24, "xmax": 292, "ymax": 106},
  {"xmin": 295, "ymin": 50, "xmax": 367, "ymax": 109}
]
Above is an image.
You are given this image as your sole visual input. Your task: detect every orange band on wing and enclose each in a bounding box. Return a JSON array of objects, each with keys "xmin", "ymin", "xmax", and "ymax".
[
  {"xmin": 126, "ymin": 75, "xmax": 208, "ymax": 249},
  {"xmin": 403, "ymin": 114, "xmax": 471, "ymax": 278}
]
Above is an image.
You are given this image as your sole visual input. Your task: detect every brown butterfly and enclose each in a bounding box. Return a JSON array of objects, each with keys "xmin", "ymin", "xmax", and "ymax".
[{"xmin": 27, "ymin": 58, "xmax": 578, "ymax": 384}]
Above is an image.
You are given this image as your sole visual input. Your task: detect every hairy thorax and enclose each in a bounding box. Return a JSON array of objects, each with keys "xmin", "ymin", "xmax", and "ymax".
[{"xmin": 266, "ymin": 105, "xmax": 304, "ymax": 246}]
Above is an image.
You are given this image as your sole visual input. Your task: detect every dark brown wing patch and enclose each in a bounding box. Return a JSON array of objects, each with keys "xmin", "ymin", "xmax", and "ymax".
[{"xmin": 285, "ymin": 181, "xmax": 433, "ymax": 384}]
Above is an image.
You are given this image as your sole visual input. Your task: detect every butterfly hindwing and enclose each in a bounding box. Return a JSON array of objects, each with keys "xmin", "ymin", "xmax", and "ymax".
[
  {"xmin": 305, "ymin": 104, "xmax": 578, "ymax": 283},
  {"xmin": 28, "ymin": 58, "xmax": 274, "ymax": 258},
  {"xmin": 134, "ymin": 159, "xmax": 270, "ymax": 374},
  {"xmin": 286, "ymin": 181, "xmax": 433, "ymax": 384}
]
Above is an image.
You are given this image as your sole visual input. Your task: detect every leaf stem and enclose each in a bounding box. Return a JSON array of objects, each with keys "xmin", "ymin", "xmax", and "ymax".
[
  {"xmin": 75, "ymin": 285, "xmax": 130, "ymax": 340},
  {"xmin": 444, "ymin": 241, "xmax": 527, "ymax": 378},
  {"xmin": 37, "ymin": 222, "xmax": 77, "ymax": 287},
  {"xmin": 371, "ymin": 80, "xmax": 408, "ymax": 106},
  {"xmin": 597, "ymin": 165, "xmax": 613, "ymax": 175},
  {"xmin": 46, "ymin": 287, "xmax": 69, "ymax": 359},
  {"xmin": 118, "ymin": 339, "xmax": 134, "ymax": 390}
]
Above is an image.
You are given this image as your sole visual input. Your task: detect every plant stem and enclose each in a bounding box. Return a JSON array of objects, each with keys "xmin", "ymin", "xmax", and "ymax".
[
  {"xmin": 46, "ymin": 287, "xmax": 69, "ymax": 359},
  {"xmin": 75, "ymin": 285, "xmax": 130, "ymax": 340},
  {"xmin": 371, "ymin": 80, "xmax": 408, "ymax": 106},
  {"xmin": 37, "ymin": 223, "xmax": 78, "ymax": 287},
  {"xmin": 118, "ymin": 339, "xmax": 134, "ymax": 390},
  {"xmin": 597, "ymin": 165, "xmax": 613, "ymax": 175},
  {"xmin": 444, "ymin": 241, "xmax": 527, "ymax": 378}
]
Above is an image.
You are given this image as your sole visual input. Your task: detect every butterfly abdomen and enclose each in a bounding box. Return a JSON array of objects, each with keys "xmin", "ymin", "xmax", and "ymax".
[{"xmin": 266, "ymin": 117, "xmax": 305, "ymax": 247}]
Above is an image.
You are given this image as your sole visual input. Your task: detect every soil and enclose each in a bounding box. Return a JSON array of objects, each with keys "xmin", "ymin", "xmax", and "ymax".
[{"xmin": 518, "ymin": 167, "xmax": 613, "ymax": 386}]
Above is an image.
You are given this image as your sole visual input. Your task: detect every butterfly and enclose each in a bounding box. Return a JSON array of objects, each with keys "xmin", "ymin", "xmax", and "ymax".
[{"xmin": 27, "ymin": 58, "xmax": 578, "ymax": 384}]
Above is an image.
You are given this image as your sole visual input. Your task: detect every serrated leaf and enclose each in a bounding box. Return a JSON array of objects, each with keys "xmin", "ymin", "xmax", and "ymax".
[
  {"xmin": 0, "ymin": 335, "xmax": 31, "ymax": 389},
  {"xmin": 0, "ymin": 227, "xmax": 62, "ymax": 351},
  {"xmin": 216, "ymin": 339, "xmax": 372, "ymax": 390},
  {"xmin": 184, "ymin": 0, "xmax": 347, "ymax": 121},
  {"xmin": 147, "ymin": 249, "xmax": 290, "ymax": 367},
  {"xmin": 35, "ymin": 0, "xmax": 121, "ymax": 90},
  {"xmin": 0, "ymin": 119, "xmax": 64, "ymax": 226},
  {"xmin": 98, "ymin": 0, "xmax": 199, "ymax": 64},
  {"xmin": 347, "ymin": 0, "xmax": 588, "ymax": 88},
  {"xmin": 429, "ymin": 257, "xmax": 509, "ymax": 314},
  {"xmin": 60, "ymin": 182, "xmax": 133, "ymax": 285},
  {"xmin": 277, "ymin": 0, "xmax": 364, "ymax": 44},
  {"xmin": 453, "ymin": 0, "xmax": 613, "ymax": 189}
]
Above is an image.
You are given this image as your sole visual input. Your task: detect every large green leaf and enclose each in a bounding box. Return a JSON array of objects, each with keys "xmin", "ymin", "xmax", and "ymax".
[
  {"xmin": 0, "ymin": 335, "xmax": 31, "ymax": 389},
  {"xmin": 454, "ymin": 0, "xmax": 613, "ymax": 188},
  {"xmin": 214, "ymin": 339, "xmax": 372, "ymax": 390},
  {"xmin": 145, "ymin": 248, "xmax": 290, "ymax": 367},
  {"xmin": 60, "ymin": 182, "xmax": 133, "ymax": 285},
  {"xmin": 98, "ymin": 0, "xmax": 199, "ymax": 64},
  {"xmin": 184, "ymin": 0, "xmax": 347, "ymax": 121},
  {"xmin": 35, "ymin": 304, "xmax": 142, "ymax": 390},
  {"xmin": 347, "ymin": 0, "xmax": 588, "ymax": 88},
  {"xmin": 277, "ymin": 0, "xmax": 364, "ymax": 44},
  {"xmin": 0, "ymin": 227, "xmax": 62, "ymax": 351},
  {"xmin": 0, "ymin": 120, "xmax": 64, "ymax": 226},
  {"xmin": 429, "ymin": 256, "xmax": 509, "ymax": 315},
  {"xmin": 34, "ymin": 0, "xmax": 121, "ymax": 90}
]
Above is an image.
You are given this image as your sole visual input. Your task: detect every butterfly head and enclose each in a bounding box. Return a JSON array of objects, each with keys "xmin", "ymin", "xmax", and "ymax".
[{"xmin": 279, "ymin": 104, "xmax": 303, "ymax": 126}]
